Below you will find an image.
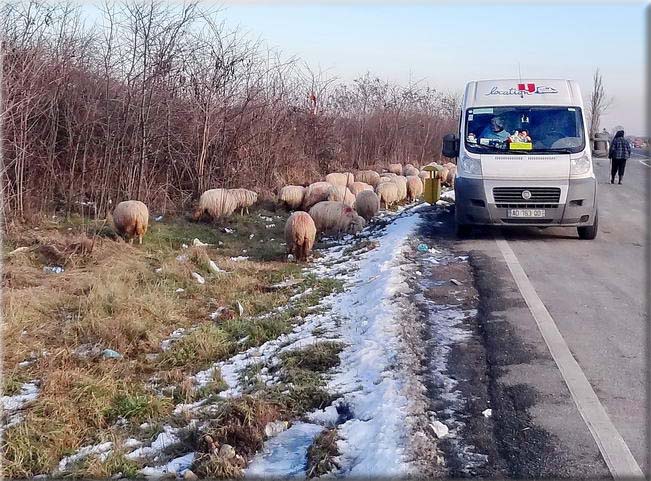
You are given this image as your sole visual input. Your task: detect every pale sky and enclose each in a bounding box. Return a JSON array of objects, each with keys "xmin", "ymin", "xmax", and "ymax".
[{"xmin": 79, "ymin": 1, "xmax": 647, "ymax": 136}]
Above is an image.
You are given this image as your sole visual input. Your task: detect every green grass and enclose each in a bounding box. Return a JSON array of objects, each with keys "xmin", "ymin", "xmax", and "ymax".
[
  {"xmin": 306, "ymin": 428, "xmax": 340, "ymax": 478},
  {"xmin": 104, "ymin": 392, "xmax": 172, "ymax": 424}
]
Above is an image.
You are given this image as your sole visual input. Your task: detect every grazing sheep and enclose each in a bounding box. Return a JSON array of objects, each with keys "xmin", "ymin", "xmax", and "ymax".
[
  {"xmin": 403, "ymin": 164, "xmax": 419, "ymax": 177},
  {"xmin": 308, "ymin": 201, "xmax": 366, "ymax": 236},
  {"xmin": 406, "ymin": 176, "xmax": 424, "ymax": 201},
  {"xmin": 376, "ymin": 182, "xmax": 399, "ymax": 209},
  {"xmin": 355, "ymin": 170, "xmax": 381, "ymax": 188},
  {"xmin": 392, "ymin": 176, "xmax": 408, "ymax": 201},
  {"xmin": 230, "ymin": 188, "xmax": 258, "ymax": 215},
  {"xmin": 113, "ymin": 200, "xmax": 149, "ymax": 245},
  {"xmin": 439, "ymin": 167, "xmax": 449, "ymax": 185},
  {"xmin": 193, "ymin": 189, "xmax": 238, "ymax": 221},
  {"xmin": 388, "ymin": 163, "xmax": 403, "ymax": 175},
  {"xmin": 327, "ymin": 185, "xmax": 356, "ymax": 207},
  {"xmin": 279, "ymin": 185, "xmax": 306, "ymax": 210},
  {"xmin": 445, "ymin": 165, "xmax": 457, "ymax": 187},
  {"xmin": 354, "ymin": 190, "xmax": 380, "ymax": 221},
  {"xmin": 302, "ymin": 182, "xmax": 333, "ymax": 210},
  {"xmin": 418, "ymin": 170, "xmax": 429, "ymax": 181},
  {"xmin": 349, "ymin": 181, "xmax": 373, "ymax": 196},
  {"xmin": 284, "ymin": 211, "xmax": 316, "ymax": 262},
  {"xmin": 325, "ymin": 172, "xmax": 355, "ymax": 188}
]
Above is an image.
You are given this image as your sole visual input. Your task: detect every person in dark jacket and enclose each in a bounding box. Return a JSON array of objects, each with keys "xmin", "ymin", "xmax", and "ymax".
[{"xmin": 608, "ymin": 130, "xmax": 631, "ymax": 184}]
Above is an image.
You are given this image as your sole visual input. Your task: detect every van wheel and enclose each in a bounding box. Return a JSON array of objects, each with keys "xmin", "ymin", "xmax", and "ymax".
[
  {"xmin": 456, "ymin": 223, "xmax": 472, "ymax": 238},
  {"xmin": 577, "ymin": 211, "xmax": 598, "ymax": 240}
]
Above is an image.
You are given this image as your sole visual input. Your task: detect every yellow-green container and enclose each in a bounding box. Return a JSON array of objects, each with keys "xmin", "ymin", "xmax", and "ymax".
[{"xmin": 422, "ymin": 165, "xmax": 443, "ymax": 204}]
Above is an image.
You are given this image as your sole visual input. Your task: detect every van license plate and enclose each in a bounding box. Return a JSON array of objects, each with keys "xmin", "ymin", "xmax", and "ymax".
[{"xmin": 509, "ymin": 209, "xmax": 546, "ymax": 218}]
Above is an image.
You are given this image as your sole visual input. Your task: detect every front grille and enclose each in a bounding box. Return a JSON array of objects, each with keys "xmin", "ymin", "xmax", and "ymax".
[
  {"xmin": 496, "ymin": 203, "xmax": 559, "ymax": 209},
  {"xmin": 501, "ymin": 218, "xmax": 555, "ymax": 224},
  {"xmin": 493, "ymin": 187, "xmax": 561, "ymax": 203}
]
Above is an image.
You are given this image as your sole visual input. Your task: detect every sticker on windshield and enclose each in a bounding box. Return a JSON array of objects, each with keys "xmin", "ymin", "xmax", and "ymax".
[
  {"xmin": 568, "ymin": 108, "xmax": 576, "ymax": 111},
  {"xmin": 473, "ymin": 108, "xmax": 494, "ymax": 114},
  {"xmin": 509, "ymin": 142, "xmax": 532, "ymax": 150}
]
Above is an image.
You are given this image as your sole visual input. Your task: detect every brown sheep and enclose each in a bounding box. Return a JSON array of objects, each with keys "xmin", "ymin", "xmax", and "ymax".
[
  {"xmin": 376, "ymin": 182, "xmax": 399, "ymax": 209},
  {"xmin": 279, "ymin": 185, "xmax": 306, "ymax": 210},
  {"xmin": 284, "ymin": 211, "xmax": 316, "ymax": 262},
  {"xmin": 113, "ymin": 200, "xmax": 149, "ymax": 245},
  {"xmin": 193, "ymin": 189, "xmax": 238, "ymax": 221},
  {"xmin": 308, "ymin": 201, "xmax": 366, "ymax": 236},
  {"xmin": 349, "ymin": 181, "xmax": 373, "ymax": 196},
  {"xmin": 388, "ymin": 163, "xmax": 403, "ymax": 175},
  {"xmin": 355, "ymin": 170, "xmax": 381, "ymax": 188},
  {"xmin": 406, "ymin": 176, "xmax": 424, "ymax": 201},
  {"xmin": 354, "ymin": 190, "xmax": 380, "ymax": 221},
  {"xmin": 302, "ymin": 182, "xmax": 333, "ymax": 210},
  {"xmin": 325, "ymin": 172, "xmax": 355, "ymax": 188}
]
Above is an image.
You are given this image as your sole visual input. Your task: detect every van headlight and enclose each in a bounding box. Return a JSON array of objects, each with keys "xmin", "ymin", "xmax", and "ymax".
[
  {"xmin": 459, "ymin": 155, "xmax": 482, "ymax": 176},
  {"xmin": 570, "ymin": 155, "xmax": 592, "ymax": 176}
]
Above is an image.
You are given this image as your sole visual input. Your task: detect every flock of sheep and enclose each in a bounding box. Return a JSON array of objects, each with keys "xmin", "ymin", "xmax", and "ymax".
[{"xmin": 111, "ymin": 161, "xmax": 457, "ymax": 262}]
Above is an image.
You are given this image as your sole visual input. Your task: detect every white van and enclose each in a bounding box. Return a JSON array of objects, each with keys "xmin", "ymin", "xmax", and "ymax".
[{"xmin": 442, "ymin": 79, "xmax": 598, "ymax": 239}]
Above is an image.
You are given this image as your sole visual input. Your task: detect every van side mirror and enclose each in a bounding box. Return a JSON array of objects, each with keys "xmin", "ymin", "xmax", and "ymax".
[{"xmin": 442, "ymin": 133, "xmax": 459, "ymax": 159}]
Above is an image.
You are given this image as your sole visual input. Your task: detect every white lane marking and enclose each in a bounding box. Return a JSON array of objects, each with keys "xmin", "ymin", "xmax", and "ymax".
[
  {"xmin": 635, "ymin": 159, "xmax": 651, "ymax": 167},
  {"xmin": 494, "ymin": 235, "xmax": 644, "ymax": 479}
]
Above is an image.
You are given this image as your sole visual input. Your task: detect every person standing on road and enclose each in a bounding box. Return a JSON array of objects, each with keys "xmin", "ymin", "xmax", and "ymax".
[{"xmin": 608, "ymin": 130, "xmax": 631, "ymax": 184}]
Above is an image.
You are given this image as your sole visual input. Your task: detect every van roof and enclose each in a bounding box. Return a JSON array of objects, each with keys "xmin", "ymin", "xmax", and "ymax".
[{"xmin": 464, "ymin": 79, "xmax": 584, "ymax": 108}]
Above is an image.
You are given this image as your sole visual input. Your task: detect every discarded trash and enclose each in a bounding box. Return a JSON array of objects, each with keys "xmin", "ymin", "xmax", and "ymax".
[
  {"xmin": 8, "ymin": 246, "xmax": 31, "ymax": 256},
  {"xmin": 210, "ymin": 307, "xmax": 236, "ymax": 321},
  {"xmin": 450, "ymin": 279, "xmax": 462, "ymax": 286},
  {"xmin": 43, "ymin": 266, "xmax": 64, "ymax": 274},
  {"xmin": 249, "ymin": 234, "xmax": 255, "ymax": 239},
  {"xmin": 176, "ymin": 254, "xmax": 188, "ymax": 262},
  {"xmin": 192, "ymin": 238, "xmax": 211, "ymax": 247},
  {"xmin": 417, "ymin": 243, "xmax": 429, "ymax": 253},
  {"xmin": 207, "ymin": 260, "xmax": 226, "ymax": 274},
  {"xmin": 265, "ymin": 420, "xmax": 289, "ymax": 437},
  {"xmin": 482, "ymin": 408, "xmax": 492, "ymax": 418},
  {"xmin": 287, "ymin": 254, "xmax": 295, "ymax": 261},
  {"xmin": 265, "ymin": 224, "xmax": 276, "ymax": 229},
  {"xmin": 101, "ymin": 349, "xmax": 123, "ymax": 360},
  {"xmin": 154, "ymin": 267, "xmax": 163, "ymax": 273},
  {"xmin": 229, "ymin": 256, "xmax": 249, "ymax": 262},
  {"xmin": 224, "ymin": 228, "xmax": 234, "ymax": 234},
  {"xmin": 219, "ymin": 444, "xmax": 236, "ymax": 459},
  {"xmin": 429, "ymin": 420, "xmax": 449, "ymax": 439},
  {"xmin": 154, "ymin": 215, "xmax": 164, "ymax": 221},
  {"xmin": 175, "ymin": 288, "xmax": 185, "ymax": 293},
  {"xmin": 218, "ymin": 241, "xmax": 224, "ymax": 246},
  {"xmin": 236, "ymin": 301, "xmax": 244, "ymax": 317},
  {"xmin": 191, "ymin": 272, "xmax": 205, "ymax": 284}
]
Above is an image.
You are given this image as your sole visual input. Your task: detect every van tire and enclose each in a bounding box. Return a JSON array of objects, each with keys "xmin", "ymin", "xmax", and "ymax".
[
  {"xmin": 456, "ymin": 223, "xmax": 472, "ymax": 238},
  {"xmin": 577, "ymin": 211, "xmax": 598, "ymax": 240}
]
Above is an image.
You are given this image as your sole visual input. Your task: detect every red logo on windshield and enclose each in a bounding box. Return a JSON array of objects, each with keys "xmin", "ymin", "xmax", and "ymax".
[{"xmin": 518, "ymin": 83, "xmax": 536, "ymax": 93}]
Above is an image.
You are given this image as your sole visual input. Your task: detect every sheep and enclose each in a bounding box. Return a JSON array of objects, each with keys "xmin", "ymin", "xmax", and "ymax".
[
  {"xmin": 325, "ymin": 172, "xmax": 355, "ymax": 188},
  {"xmin": 445, "ymin": 164, "xmax": 457, "ymax": 187},
  {"xmin": 308, "ymin": 201, "xmax": 366, "ymax": 236},
  {"xmin": 375, "ymin": 182, "xmax": 399, "ymax": 209},
  {"xmin": 354, "ymin": 190, "xmax": 380, "ymax": 221},
  {"xmin": 439, "ymin": 167, "xmax": 450, "ymax": 185},
  {"xmin": 388, "ymin": 163, "xmax": 403, "ymax": 175},
  {"xmin": 113, "ymin": 200, "xmax": 149, "ymax": 245},
  {"xmin": 418, "ymin": 170, "xmax": 429, "ymax": 181},
  {"xmin": 349, "ymin": 181, "xmax": 373, "ymax": 196},
  {"xmin": 229, "ymin": 188, "xmax": 258, "ymax": 215},
  {"xmin": 403, "ymin": 164, "xmax": 420, "ymax": 177},
  {"xmin": 193, "ymin": 189, "xmax": 238, "ymax": 221},
  {"xmin": 355, "ymin": 170, "xmax": 381, "ymax": 188},
  {"xmin": 392, "ymin": 175, "xmax": 408, "ymax": 201},
  {"xmin": 302, "ymin": 182, "xmax": 333, "ymax": 210},
  {"xmin": 279, "ymin": 185, "xmax": 306, "ymax": 210},
  {"xmin": 406, "ymin": 176, "xmax": 424, "ymax": 201},
  {"xmin": 284, "ymin": 211, "xmax": 316, "ymax": 262},
  {"xmin": 327, "ymin": 185, "xmax": 356, "ymax": 207},
  {"xmin": 379, "ymin": 176, "xmax": 394, "ymax": 184}
]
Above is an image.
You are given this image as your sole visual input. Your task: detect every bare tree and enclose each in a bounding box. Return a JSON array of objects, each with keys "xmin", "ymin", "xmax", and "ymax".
[{"xmin": 587, "ymin": 69, "xmax": 613, "ymax": 139}]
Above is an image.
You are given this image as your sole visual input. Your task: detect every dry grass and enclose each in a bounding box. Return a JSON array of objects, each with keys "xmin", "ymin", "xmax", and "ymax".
[
  {"xmin": 306, "ymin": 428, "xmax": 340, "ymax": 478},
  {"xmin": 1, "ymin": 210, "xmax": 324, "ymax": 478}
]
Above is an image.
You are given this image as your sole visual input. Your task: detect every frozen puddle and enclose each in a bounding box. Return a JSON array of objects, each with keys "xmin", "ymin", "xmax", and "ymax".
[{"xmin": 245, "ymin": 422, "xmax": 324, "ymax": 478}]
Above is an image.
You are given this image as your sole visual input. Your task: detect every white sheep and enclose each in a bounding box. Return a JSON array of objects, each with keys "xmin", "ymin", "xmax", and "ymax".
[
  {"xmin": 308, "ymin": 201, "xmax": 366, "ymax": 236},
  {"xmin": 406, "ymin": 176, "xmax": 424, "ymax": 201},
  {"xmin": 229, "ymin": 188, "xmax": 258, "ymax": 215},
  {"xmin": 302, "ymin": 182, "xmax": 333, "ymax": 210},
  {"xmin": 403, "ymin": 164, "xmax": 420, "ymax": 177},
  {"xmin": 279, "ymin": 185, "xmax": 306, "ymax": 210},
  {"xmin": 354, "ymin": 190, "xmax": 380, "ymax": 221},
  {"xmin": 113, "ymin": 200, "xmax": 149, "ymax": 245},
  {"xmin": 325, "ymin": 172, "xmax": 355, "ymax": 188},
  {"xmin": 193, "ymin": 189, "xmax": 238, "ymax": 221},
  {"xmin": 327, "ymin": 185, "xmax": 356, "ymax": 207},
  {"xmin": 392, "ymin": 176, "xmax": 408, "ymax": 201},
  {"xmin": 355, "ymin": 170, "xmax": 381, "ymax": 188},
  {"xmin": 388, "ymin": 163, "xmax": 403, "ymax": 175},
  {"xmin": 376, "ymin": 182, "xmax": 399, "ymax": 209},
  {"xmin": 349, "ymin": 181, "xmax": 373, "ymax": 196},
  {"xmin": 284, "ymin": 211, "xmax": 316, "ymax": 261}
]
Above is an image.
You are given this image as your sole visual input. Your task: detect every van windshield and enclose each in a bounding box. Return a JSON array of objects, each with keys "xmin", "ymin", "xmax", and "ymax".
[{"xmin": 464, "ymin": 106, "xmax": 586, "ymax": 154}]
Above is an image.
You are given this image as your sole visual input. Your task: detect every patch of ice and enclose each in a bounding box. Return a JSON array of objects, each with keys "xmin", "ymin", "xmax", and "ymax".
[
  {"xmin": 1, "ymin": 381, "xmax": 39, "ymax": 412},
  {"xmin": 141, "ymin": 452, "xmax": 195, "ymax": 478},
  {"xmin": 126, "ymin": 426, "xmax": 180, "ymax": 460},
  {"xmin": 230, "ymin": 256, "xmax": 249, "ymax": 262},
  {"xmin": 58, "ymin": 442, "xmax": 113, "ymax": 472}
]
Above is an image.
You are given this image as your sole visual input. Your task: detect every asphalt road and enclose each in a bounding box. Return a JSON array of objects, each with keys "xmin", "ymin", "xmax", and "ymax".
[{"xmin": 450, "ymin": 151, "xmax": 648, "ymax": 476}]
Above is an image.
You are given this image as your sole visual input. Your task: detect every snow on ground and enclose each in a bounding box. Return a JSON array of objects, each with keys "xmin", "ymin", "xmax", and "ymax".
[{"xmin": 0, "ymin": 381, "xmax": 40, "ymax": 435}]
